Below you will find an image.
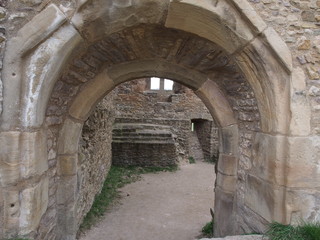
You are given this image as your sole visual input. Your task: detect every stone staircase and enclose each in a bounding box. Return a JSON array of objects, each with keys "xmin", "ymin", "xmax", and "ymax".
[
  {"xmin": 188, "ymin": 131, "xmax": 204, "ymax": 162},
  {"xmin": 112, "ymin": 123, "xmax": 178, "ymax": 167},
  {"xmin": 112, "ymin": 123, "xmax": 174, "ymax": 143}
]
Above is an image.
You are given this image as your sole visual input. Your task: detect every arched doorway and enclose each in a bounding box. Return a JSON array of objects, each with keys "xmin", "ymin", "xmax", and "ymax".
[{"xmin": 1, "ymin": 1, "xmax": 309, "ymax": 240}]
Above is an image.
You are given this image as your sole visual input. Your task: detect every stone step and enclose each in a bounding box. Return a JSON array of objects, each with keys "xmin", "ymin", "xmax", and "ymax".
[
  {"xmin": 113, "ymin": 131, "xmax": 172, "ymax": 137},
  {"xmin": 113, "ymin": 123, "xmax": 171, "ymax": 131},
  {"xmin": 112, "ymin": 139, "xmax": 175, "ymax": 144}
]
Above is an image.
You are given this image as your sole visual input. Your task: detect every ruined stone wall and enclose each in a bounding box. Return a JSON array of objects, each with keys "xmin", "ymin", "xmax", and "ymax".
[
  {"xmin": 248, "ymin": 0, "xmax": 319, "ymax": 132},
  {"xmin": 76, "ymin": 94, "xmax": 115, "ymax": 229},
  {"xmin": 113, "ymin": 79, "xmax": 216, "ymax": 162},
  {"xmin": 114, "ymin": 79, "xmax": 213, "ymax": 120},
  {"xmin": 115, "ymin": 118, "xmax": 191, "ymax": 161}
]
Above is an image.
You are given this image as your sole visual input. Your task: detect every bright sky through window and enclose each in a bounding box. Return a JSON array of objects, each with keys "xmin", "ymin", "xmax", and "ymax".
[
  {"xmin": 164, "ymin": 79, "xmax": 173, "ymax": 90},
  {"xmin": 150, "ymin": 77, "xmax": 160, "ymax": 90}
]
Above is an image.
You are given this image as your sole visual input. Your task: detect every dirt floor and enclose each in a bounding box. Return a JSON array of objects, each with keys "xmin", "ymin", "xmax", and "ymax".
[{"xmin": 80, "ymin": 161, "xmax": 216, "ymax": 240}]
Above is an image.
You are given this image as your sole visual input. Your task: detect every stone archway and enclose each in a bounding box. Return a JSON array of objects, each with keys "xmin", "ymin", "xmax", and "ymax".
[{"xmin": 1, "ymin": 1, "xmax": 317, "ymax": 240}]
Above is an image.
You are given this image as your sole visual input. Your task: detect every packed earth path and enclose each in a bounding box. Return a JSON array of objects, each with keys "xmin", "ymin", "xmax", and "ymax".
[{"xmin": 79, "ymin": 161, "xmax": 216, "ymax": 240}]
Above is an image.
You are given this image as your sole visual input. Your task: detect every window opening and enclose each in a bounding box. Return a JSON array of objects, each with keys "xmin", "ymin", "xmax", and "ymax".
[
  {"xmin": 150, "ymin": 77, "xmax": 160, "ymax": 90},
  {"xmin": 164, "ymin": 79, "xmax": 173, "ymax": 90}
]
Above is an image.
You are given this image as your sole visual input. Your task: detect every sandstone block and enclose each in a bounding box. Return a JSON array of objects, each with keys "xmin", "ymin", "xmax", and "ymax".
[
  {"xmin": 290, "ymin": 68, "xmax": 310, "ymax": 136},
  {"xmin": 19, "ymin": 178, "xmax": 49, "ymax": 235},
  {"xmin": 69, "ymin": 69, "xmax": 115, "ymax": 121},
  {"xmin": 71, "ymin": 0, "xmax": 169, "ymax": 42},
  {"xmin": 217, "ymin": 154, "xmax": 237, "ymax": 176},
  {"xmin": 235, "ymin": 37, "xmax": 290, "ymax": 134},
  {"xmin": 262, "ymin": 27, "xmax": 292, "ymax": 72},
  {"xmin": 58, "ymin": 118, "xmax": 82, "ymax": 155},
  {"xmin": 231, "ymin": 0, "xmax": 267, "ymax": 34},
  {"xmin": 301, "ymin": 11, "xmax": 316, "ymax": 22},
  {"xmin": 214, "ymin": 187, "xmax": 235, "ymax": 237},
  {"xmin": 58, "ymin": 155, "xmax": 77, "ymax": 176},
  {"xmin": 0, "ymin": 131, "xmax": 48, "ymax": 186},
  {"xmin": 252, "ymin": 133, "xmax": 320, "ymax": 188},
  {"xmin": 285, "ymin": 188, "xmax": 320, "ymax": 224},
  {"xmin": 3, "ymin": 190, "xmax": 20, "ymax": 236},
  {"xmin": 298, "ymin": 40, "xmax": 311, "ymax": 50},
  {"xmin": 196, "ymin": 80, "xmax": 237, "ymax": 127},
  {"xmin": 245, "ymin": 174, "xmax": 285, "ymax": 223},
  {"xmin": 56, "ymin": 175, "xmax": 77, "ymax": 205},
  {"xmin": 216, "ymin": 172, "xmax": 237, "ymax": 193},
  {"xmin": 57, "ymin": 204, "xmax": 76, "ymax": 240},
  {"xmin": 219, "ymin": 125, "xmax": 239, "ymax": 156},
  {"xmin": 166, "ymin": 0, "xmax": 254, "ymax": 54}
]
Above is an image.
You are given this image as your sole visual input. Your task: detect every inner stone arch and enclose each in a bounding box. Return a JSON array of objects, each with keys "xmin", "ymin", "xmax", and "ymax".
[{"xmin": 45, "ymin": 24, "xmax": 262, "ymax": 239}]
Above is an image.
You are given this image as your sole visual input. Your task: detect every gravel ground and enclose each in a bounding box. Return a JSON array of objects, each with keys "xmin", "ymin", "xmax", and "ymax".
[{"xmin": 80, "ymin": 161, "xmax": 216, "ymax": 240}]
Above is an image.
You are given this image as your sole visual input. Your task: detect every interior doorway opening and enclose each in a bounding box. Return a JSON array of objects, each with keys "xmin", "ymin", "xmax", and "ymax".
[{"xmin": 77, "ymin": 77, "xmax": 217, "ymax": 239}]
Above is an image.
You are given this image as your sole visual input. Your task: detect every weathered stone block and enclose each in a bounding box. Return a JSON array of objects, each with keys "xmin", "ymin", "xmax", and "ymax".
[
  {"xmin": 231, "ymin": 0, "xmax": 267, "ymax": 34},
  {"xmin": 252, "ymin": 133, "xmax": 320, "ymax": 188},
  {"xmin": 251, "ymin": 133, "xmax": 287, "ymax": 186},
  {"xmin": 58, "ymin": 155, "xmax": 77, "ymax": 176},
  {"xmin": 285, "ymin": 188, "xmax": 320, "ymax": 224},
  {"xmin": 166, "ymin": 0, "xmax": 255, "ymax": 54},
  {"xmin": 214, "ymin": 187, "xmax": 236, "ymax": 237},
  {"xmin": 196, "ymin": 80, "xmax": 237, "ymax": 127},
  {"xmin": 236, "ymin": 203, "xmax": 269, "ymax": 235},
  {"xmin": 19, "ymin": 178, "xmax": 49, "ymax": 235},
  {"xmin": 0, "ymin": 131, "xmax": 48, "ymax": 186},
  {"xmin": 219, "ymin": 125, "xmax": 239, "ymax": 156},
  {"xmin": 235, "ymin": 37, "xmax": 290, "ymax": 134},
  {"xmin": 56, "ymin": 175, "xmax": 77, "ymax": 205},
  {"xmin": 58, "ymin": 118, "xmax": 82, "ymax": 155},
  {"xmin": 261, "ymin": 27, "xmax": 292, "ymax": 72},
  {"xmin": 285, "ymin": 136, "xmax": 320, "ymax": 188},
  {"xmin": 3, "ymin": 190, "xmax": 20, "ymax": 236},
  {"xmin": 218, "ymin": 154, "xmax": 237, "ymax": 176},
  {"xmin": 216, "ymin": 172, "xmax": 237, "ymax": 193},
  {"xmin": 69, "ymin": 69, "xmax": 114, "ymax": 121},
  {"xmin": 57, "ymin": 204, "xmax": 76, "ymax": 240},
  {"xmin": 245, "ymin": 174, "xmax": 285, "ymax": 223},
  {"xmin": 71, "ymin": 0, "xmax": 169, "ymax": 42}
]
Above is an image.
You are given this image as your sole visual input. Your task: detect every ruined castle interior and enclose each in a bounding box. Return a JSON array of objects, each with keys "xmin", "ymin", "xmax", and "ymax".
[{"xmin": 0, "ymin": 0, "xmax": 320, "ymax": 239}]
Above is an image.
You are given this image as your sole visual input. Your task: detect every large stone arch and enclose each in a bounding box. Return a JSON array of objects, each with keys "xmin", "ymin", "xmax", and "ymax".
[
  {"xmin": 1, "ymin": 1, "xmax": 317, "ymax": 240},
  {"xmin": 57, "ymin": 64, "xmax": 239, "ymax": 238}
]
